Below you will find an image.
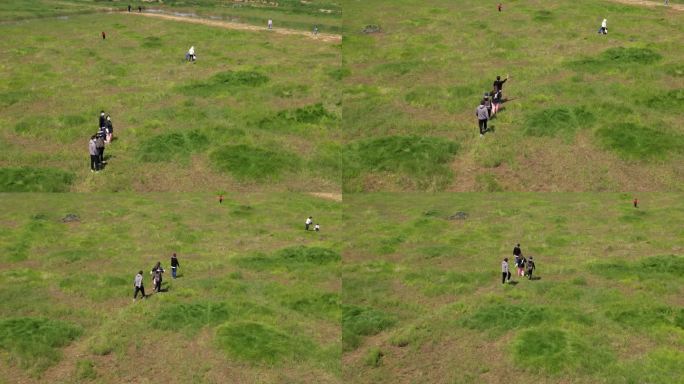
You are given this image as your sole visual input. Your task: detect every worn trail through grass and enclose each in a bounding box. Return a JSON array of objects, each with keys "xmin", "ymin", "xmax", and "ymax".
[
  {"xmin": 129, "ymin": 10, "xmax": 342, "ymax": 42},
  {"xmin": 608, "ymin": 0, "xmax": 684, "ymax": 10}
]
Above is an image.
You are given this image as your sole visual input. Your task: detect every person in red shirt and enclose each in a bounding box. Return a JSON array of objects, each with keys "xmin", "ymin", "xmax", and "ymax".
[
  {"xmin": 102, "ymin": 31, "xmax": 106, "ymax": 40},
  {"xmin": 633, "ymin": 198, "xmax": 638, "ymax": 208},
  {"xmin": 218, "ymin": 194, "xmax": 224, "ymax": 204},
  {"xmin": 498, "ymin": 3, "xmax": 502, "ymax": 12}
]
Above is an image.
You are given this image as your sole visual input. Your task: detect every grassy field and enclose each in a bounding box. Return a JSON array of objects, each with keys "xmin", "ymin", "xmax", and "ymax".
[
  {"xmin": 341, "ymin": 0, "xmax": 684, "ymax": 191},
  {"xmin": 0, "ymin": 193, "xmax": 341, "ymax": 383},
  {"xmin": 341, "ymin": 193, "xmax": 684, "ymax": 383},
  {"xmin": 0, "ymin": 8, "xmax": 341, "ymax": 192},
  {"xmin": 0, "ymin": 0, "xmax": 341, "ymax": 33}
]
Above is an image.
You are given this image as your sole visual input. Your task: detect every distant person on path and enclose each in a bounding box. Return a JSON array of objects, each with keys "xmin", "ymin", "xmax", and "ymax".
[
  {"xmin": 268, "ymin": 19, "xmax": 273, "ymax": 29},
  {"xmin": 151, "ymin": 262, "xmax": 165, "ymax": 292},
  {"xmin": 128, "ymin": 5, "xmax": 131, "ymax": 12},
  {"xmin": 138, "ymin": 6, "xmax": 142, "ymax": 13},
  {"xmin": 102, "ymin": 31, "xmax": 106, "ymax": 40},
  {"xmin": 664, "ymin": 0, "xmax": 669, "ymax": 6},
  {"xmin": 476, "ymin": 101, "xmax": 489, "ymax": 137},
  {"xmin": 498, "ymin": 3, "xmax": 502, "ymax": 12},
  {"xmin": 599, "ymin": 19, "xmax": 608, "ymax": 35},
  {"xmin": 633, "ymin": 198, "xmax": 638, "ymax": 208},
  {"xmin": 313, "ymin": 25, "xmax": 319, "ymax": 35},
  {"xmin": 314, "ymin": 224, "xmax": 320, "ymax": 232},
  {"xmin": 89, "ymin": 135, "xmax": 99, "ymax": 172},
  {"xmin": 219, "ymin": 194, "xmax": 224, "ymax": 204},
  {"xmin": 170, "ymin": 253, "xmax": 180, "ymax": 279},
  {"xmin": 527, "ymin": 257, "xmax": 536, "ymax": 280},
  {"xmin": 133, "ymin": 270, "xmax": 146, "ymax": 300},
  {"xmin": 502, "ymin": 258, "xmax": 511, "ymax": 284},
  {"xmin": 105, "ymin": 115, "xmax": 113, "ymax": 143},
  {"xmin": 305, "ymin": 216, "xmax": 313, "ymax": 230},
  {"xmin": 96, "ymin": 130, "xmax": 106, "ymax": 165},
  {"xmin": 493, "ymin": 75, "xmax": 508, "ymax": 98}
]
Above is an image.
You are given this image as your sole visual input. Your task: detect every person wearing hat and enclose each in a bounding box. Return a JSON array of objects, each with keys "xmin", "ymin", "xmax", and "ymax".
[{"xmin": 527, "ymin": 257, "xmax": 536, "ymax": 280}]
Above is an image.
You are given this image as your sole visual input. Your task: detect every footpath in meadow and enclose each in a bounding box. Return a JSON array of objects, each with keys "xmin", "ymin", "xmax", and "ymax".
[{"xmin": 127, "ymin": 10, "xmax": 342, "ymax": 43}]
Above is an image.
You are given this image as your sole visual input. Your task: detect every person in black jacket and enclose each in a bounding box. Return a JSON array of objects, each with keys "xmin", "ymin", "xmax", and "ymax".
[
  {"xmin": 151, "ymin": 262, "xmax": 165, "ymax": 292},
  {"xmin": 99, "ymin": 111, "xmax": 106, "ymax": 129},
  {"xmin": 493, "ymin": 75, "xmax": 508, "ymax": 97},
  {"xmin": 170, "ymin": 253, "xmax": 180, "ymax": 279},
  {"xmin": 527, "ymin": 257, "xmax": 536, "ymax": 280}
]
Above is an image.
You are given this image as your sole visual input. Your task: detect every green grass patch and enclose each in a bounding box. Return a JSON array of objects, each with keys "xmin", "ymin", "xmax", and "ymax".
[
  {"xmin": 0, "ymin": 317, "xmax": 82, "ymax": 374},
  {"xmin": 210, "ymin": 144, "xmax": 301, "ymax": 180},
  {"xmin": 342, "ymin": 305, "xmax": 396, "ymax": 351},
  {"xmin": 512, "ymin": 327, "xmax": 614, "ymax": 375},
  {"xmin": 235, "ymin": 246, "xmax": 341, "ymax": 270},
  {"xmin": 181, "ymin": 70, "xmax": 270, "ymax": 96},
  {"xmin": 0, "ymin": 167, "xmax": 74, "ymax": 192},
  {"xmin": 214, "ymin": 321, "xmax": 313, "ymax": 364},
  {"xmin": 344, "ymin": 135, "xmax": 459, "ymax": 190},
  {"xmin": 137, "ymin": 130, "xmax": 209, "ymax": 163},
  {"xmin": 595, "ymin": 123, "xmax": 684, "ymax": 160},
  {"xmin": 524, "ymin": 107, "xmax": 595, "ymax": 138}
]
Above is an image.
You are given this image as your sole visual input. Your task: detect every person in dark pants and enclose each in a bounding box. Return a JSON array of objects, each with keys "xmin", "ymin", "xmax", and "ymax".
[
  {"xmin": 633, "ymin": 198, "xmax": 638, "ymax": 208},
  {"xmin": 89, "ymin": 135, "xmax": 99, "ymax": 172},
  {"xmin": 128, "ymin": 5, "xmax": 131, "ymax": 12},
  {"xmin": 493, "ymin": 75, "xmax": 508, "ymax": 98},
  {"xmin": 170, "ymin": 253, "xmax": 180, "ymax": 279},
  {"xmin": 133, "ymin": 270, "xmax": 146, "ymax": 300},
  {"xmin": 476, "ymin": 101, "xmax": 489, "ymax": 137},
  {"xmin": 95, "ymin": 130, "xmax": 106, "ymax": 166},
  {"xmin": 527, "ymin": 257, "xmax": 536, "ymax": 280},
  {"xmin": 502, "ymin": 258, "xmax": 511, "ymax": 284},
  {"xmin": 305, "ymin": 216, "xmax": 313, "ymax": 230},
  {"xmin": 513, "ymin": 243, "xmax": 522, "ymax": 258},
  {"xmin": 138, "ymin": 6, "xmax": 142, "ymax": 12},
  {"xmin": 102, "ymin": 31, "xmax": 106, "ymax": 40},
  {"xmin": 105, "ymin": 115, "xmax": 113, "ymax": 143},
  {"xmin": 99, "ymin": 111, "xmax": 106, "ymax": 129},
  {"xmin": 150, "ymin": 262, "xmax": 165, "ymax": 292}
]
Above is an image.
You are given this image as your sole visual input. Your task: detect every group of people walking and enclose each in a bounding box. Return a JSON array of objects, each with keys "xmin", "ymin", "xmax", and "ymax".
[
  {"xmin": 133, "ymin": 253, "xmax": 181, "ymax": 300},
  {"xmin": 88, "ymin": 111, "xmax": 114, "ymax": 172},
  {"xmin": 476, "ymin": 75, "xmax": 509, "ymax": 137},
  {"xmin": 501, "ymin": 243, "xmax": 536, "ymax": 284}
]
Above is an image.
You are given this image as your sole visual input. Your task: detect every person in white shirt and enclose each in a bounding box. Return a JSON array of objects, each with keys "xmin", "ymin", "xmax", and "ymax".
[
  {"xmin": 599, "ymin": 19, "xmax": 608, "ymax": 35},
  {"xmin": 314, "ymin": 224, "xmax": 320, "ymax": 232},
  {"xmin": 186, "ymin": 46, "xmax": 195, "ymax": 61},
  {"xmin": 133, "ymin": 271, "xmax": 146, "ymax": 300},
  {"xmin": 305, "ymin": 216, "xmax": 313, "ymax": 231},
  {"xmin": 268, "ymin": 19, "xmax": 273, "ymax": 29},
  {"xmin": 501, "ymin": 258, "xmax": 511, "ymax": 284}
]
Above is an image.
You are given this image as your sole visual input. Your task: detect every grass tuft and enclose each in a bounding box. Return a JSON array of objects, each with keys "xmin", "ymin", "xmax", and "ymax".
[
  {"xmin": 0, "ymin": 167, "xmax": 74, "ymax": 192},
  {"xmin": 210, "ymin": 144, "xmax": 300, "ymax": 180}
]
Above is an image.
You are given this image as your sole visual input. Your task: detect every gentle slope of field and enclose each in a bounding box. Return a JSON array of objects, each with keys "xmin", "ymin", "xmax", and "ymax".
[
  {"xmin": 0, "ymin": 10, "xmax": 341, "ymax": 192},
  {"xmin": 0, "ymin": 193, "xmax": 341, "ymax": 383},
  {"xmin": 342, "ymin": 193, "xmax": 684, "ymax": 383},
  {"xmin": 342, "ymin": 0, "xmax": 683, "ymax": 191}
]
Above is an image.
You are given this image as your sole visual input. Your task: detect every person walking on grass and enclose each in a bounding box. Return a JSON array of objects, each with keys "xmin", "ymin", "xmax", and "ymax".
[
  {"xmin": 313, "ymin": 25, "xmax": 319, "ymax": 35},
  {"xmin": 314, "ymin": 223, "xmax": 320, "ymax": 232},
  {"xmin": 502, "ymin": 258, "xmax": 511, "ymax": 284},
  {"xmin": 513, "ymin": 243, "xmax": 522, "ymax": 275},
  {"xmin": 633, "ymin": 197, "xmax": 638, "ymax": 208},
  {"xmin": 664, "ymin": 0, "xmax": 669, "ymax": 6},
  {"xmin": 96, "ymin": 129, "xmax": 106, "ymax": 166},
  {"xmin": 493, "ymin": 75, "xmax": 508, "ymax": 99},
  {"xmin": 105, "ymin": 115, "xmax": 113, "ymax": 143},
  {"xmin": 476, "ymin": 100, "xmax": 489, "ymax": 137},
  {"xmin": 268, "ymin": 19, "xmax": 273, "ymax": 30},
  {"xmin": 305, "ymin": 216, "xmax": 313, "ymax": 231},
  {"xmin": 170, "ymin": 253, "xmax": 180, "ymax": 279},
  {"xmin": 99, "ymin": 110, "xmax": 106, "ymax": 129},
  {"xmin": 89, "ymin": 135, "xmax": 99, "ymax": 172},
  {"xmin": 518, "ymin": 255, "xmax": 527, "ymax": 277},
  {"xmin": 599, "ymin": 19, "xmax": 608, "ymax": 35},
  {"xmin": 527, "ymin": 257, "xmax": 536, "ymax": 280},
  {"xmin": 150, "ymin": 262, "xmax": 165, "ymax": 292},
  {"xmin": 128, "ymin": 4, "xmax": 131, "ymax": 12},
  {"xmin": 102, "ymin": 31, "xmax": 106, "ymax": 40},
  {"xmin": 133, "ymin": 270, "xmax": 146, "ymax": 300}
]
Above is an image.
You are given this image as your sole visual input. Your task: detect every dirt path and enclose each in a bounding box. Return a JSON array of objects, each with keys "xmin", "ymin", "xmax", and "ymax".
[
  {"xmin": 127, "ymin": 11, "xmax": 341, "ymax": 43},
  {"xmin": 308, "ymin": 192, "xmax": 342, "ymax": 202},
  {"xmin": 608, "ymin": 0, "xmax": 683, "ymax": 10}
]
